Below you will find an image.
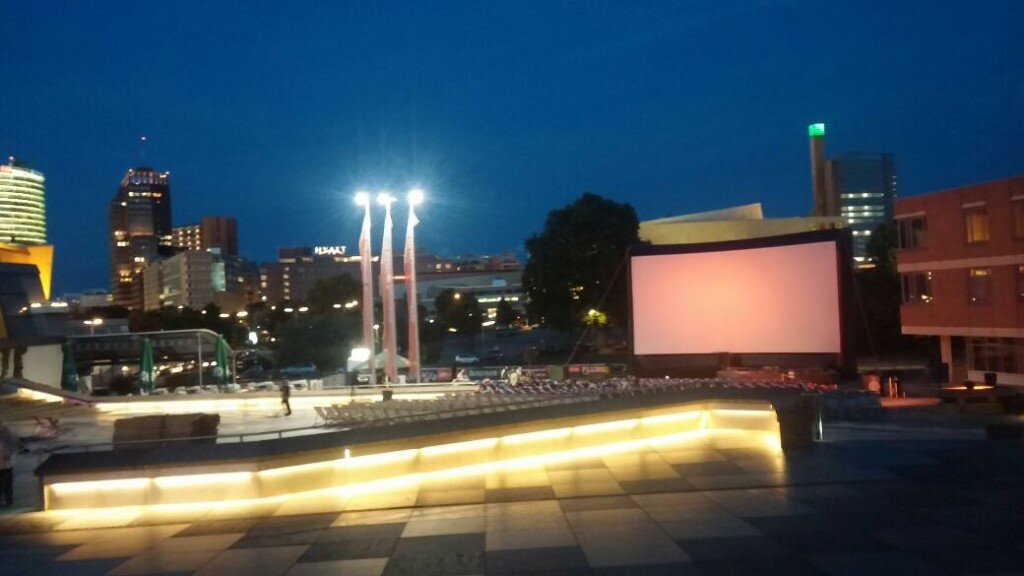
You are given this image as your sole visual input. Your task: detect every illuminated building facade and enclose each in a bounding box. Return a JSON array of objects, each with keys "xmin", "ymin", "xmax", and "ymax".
[
  {"xmin": 807, "ymin": 124, "xmax": 897, "ymax": 266},
  {"xmin": 259, "ymin": 246, "xmax": 362, "ymax": 303},
  {"xmin": 0, "ymin": 158, "xmax": 54, "ymax": 300},
  {"xmin": 109, "ymin": 167, "xmax": 172, "ymax": 309},
  {"xmin": 172, "ymin": 216, "xmax": 238, "ymax": 256},
  {"xmin": 831, "ymin": 152, "xmax": 897, "ymax": 265},
  {"xmin": 897, "ymin": 175, "xmax": 1024, "ymax": 386},
  {"xmin": 0, "ymin": 159, "xmax": 47, "ymax": 245}
]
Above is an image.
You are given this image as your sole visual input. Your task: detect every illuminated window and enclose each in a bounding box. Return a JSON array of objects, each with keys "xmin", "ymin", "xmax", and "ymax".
[
  {"xmin": 900, "ymin": 273, "xmax": 932, "ymax": 304},
  {"xmin": 969, "ymin": 268, "xmax": 992, "ymax": 304},
  {"xmin": 896, "ymin": 217, "xmax": 926, "ymax": 249},
  {"xmin": 965, "ymin": 207, "xmax": 989, "ymax": 243}
]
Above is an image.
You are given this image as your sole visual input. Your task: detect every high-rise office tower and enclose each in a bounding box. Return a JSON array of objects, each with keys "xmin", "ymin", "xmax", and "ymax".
[
  {"xmin": 808, "ymin": 123, "xmax": 838, "ymax": 217},
  {"xmin": 109, "ymin": 167, "xmax": 172, "ymax": 309},
  {"xmin": 0, "ymin": 157, "xmax": 54, "ymax": 299},
  {"xmin": 830, "ymin": 152, "xmax": 897, "ymax": 265},
  {"xmin": 0, "ymin": 158, "xmax": 47, "ymax": 245}
]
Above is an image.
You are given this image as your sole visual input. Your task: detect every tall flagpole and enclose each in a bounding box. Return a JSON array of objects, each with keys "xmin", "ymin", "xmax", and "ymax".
[
  {"xmin": 378, "ymin": 193, "xmax": 398, "ymax": 383},
  {"xmin": 404, "ymin": 190, "xmax": 424, "ymax": 383},
  {"xmin": 356, "ymin": 192, "xmax": 376, "ymax": 385}
]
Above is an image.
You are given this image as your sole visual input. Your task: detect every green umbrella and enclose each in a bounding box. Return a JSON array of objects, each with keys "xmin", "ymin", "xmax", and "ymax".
[
  {"xmin": 139, "ymin": 338, "xmax": 155, "ymax": 394},
  {"xmin": 60, "ymin": 341, "xmax": 79, "ymax": 392},
  {"xmin": 214, "ymin": 335, "xmax": 230, "ymax": 388}
]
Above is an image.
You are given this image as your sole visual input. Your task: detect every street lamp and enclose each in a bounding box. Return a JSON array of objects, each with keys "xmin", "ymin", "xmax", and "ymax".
[
  {"xmin": 405, "ymin": 188, "xmax": 424, "ymax": 383},
  {"xmin": 356, "ymin": 191, "xmax": 377, "ymax": 385},
  {"xmin": 83, "ymin": 317, "xmax": 103, "ymax": 335},
  {"xmin": 378, "ymin": 192, "xmax": 398, "ymax": 384}
]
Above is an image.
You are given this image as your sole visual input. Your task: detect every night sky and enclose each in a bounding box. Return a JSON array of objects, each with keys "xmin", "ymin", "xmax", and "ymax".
[{"xmin": 2, "ymin": 1, "xmax": 1022, "ymax": 296}]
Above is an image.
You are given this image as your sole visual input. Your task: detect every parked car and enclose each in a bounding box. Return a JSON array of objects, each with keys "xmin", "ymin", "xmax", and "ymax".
[{"xmin": 454, "ymin": 354, "xmax": 480, "ymax": 365}]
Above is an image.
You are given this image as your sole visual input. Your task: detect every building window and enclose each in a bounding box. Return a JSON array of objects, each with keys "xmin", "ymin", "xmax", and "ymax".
[
  {"xmin": 969, "ymin": 268, "xmax": 992, "ymax": 304},
  {"xmin": 896, "ymin": 217, "xmax": 927, "ymax": 249},
  {"xmin": 900, "ymin": 272, "xmax": 932, "ymax": 304},
  {"xmin": 1019, "ymin": 266, "xmax": 1024, "ymax": 301},
  {"xmin": 1014, "ymin": 200, "xmax": 1024, "ymax": 238},
  {"xmin": 969, "ymin": 337, "xmax": 1021, "ymax": 374},
  {"xmin": 964, "ymin": 207, "xmax": 990, "ymax": 243}
]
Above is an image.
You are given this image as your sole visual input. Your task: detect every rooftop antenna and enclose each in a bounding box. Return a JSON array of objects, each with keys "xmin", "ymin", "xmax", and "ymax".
[{"xmin": 139, "ymin": 135, "xmax": 148, "ymax": 163}]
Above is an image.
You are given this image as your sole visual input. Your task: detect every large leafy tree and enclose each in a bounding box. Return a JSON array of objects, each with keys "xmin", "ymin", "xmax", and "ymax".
[
  {"xmin": 523, "ymin": 193, "xmax": 640, "ymax": 331},
  {"xmin": 434, "ymin": 289, "xmax": 483, "ymax": 335},
  {"xmin": 306, "ymin": 274, "xmax": 361, "ymax": 315},
  {"xmin": 855, "ymin": 221, "xmax": 923, "ymax": 355}
]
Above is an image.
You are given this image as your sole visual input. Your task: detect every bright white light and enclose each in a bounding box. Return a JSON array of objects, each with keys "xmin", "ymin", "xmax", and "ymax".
[
  {"xmin": 332, "ymin": 303, "xmax": 342, "ymax": 309},
  {"xmin": 218, "ymin": 313, "xmax": 230, "ymax": 318},
  {"xmin": 298, "ymin": 306, "xmax": 309, "ymax": 313},
  {"xmin": 409, "ymin": 188, "xmax": 425, "ymax": 204},
  {"xmin": 284, "ymin": 307, "xmax": 294, "ymax": 313},
  {"xmin": 355, "ymin": 191, "xmax": 369, "ymax": 206},
  {"xmin": 236, "ymin": 310, "xmax": 249, "ymax": 318},
  {"xmin": 377, "ymin": 192, "xmax": 396, "ymax": 205},
  {"xmin": 344, "ymin": 300, "xmax": 358, "ymax": 309},
  {"xmin": 349, "ymin": 347, "xmax": 371, "ymax": 362},
  {"xmin": 481, "ymin": 320, "xmax": 496, "ymax": 327},
  {"xmin": 247, "ymin": 331, "xmax": 258, "ymax": 345}
]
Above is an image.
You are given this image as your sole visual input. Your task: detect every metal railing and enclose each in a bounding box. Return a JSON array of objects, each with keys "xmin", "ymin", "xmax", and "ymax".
[{"xmin": 42, "ymin": 394, "xmax": 598, "ymax": 454}]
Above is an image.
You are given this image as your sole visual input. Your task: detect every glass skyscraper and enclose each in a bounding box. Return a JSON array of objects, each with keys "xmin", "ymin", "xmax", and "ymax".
[
  {"xmin": 0, "ymin": 159, "xmax": 46, "ymax": 245},
  {"xmin": 829, "ymin": 152, "xmax": 897, "ymax": 266}
]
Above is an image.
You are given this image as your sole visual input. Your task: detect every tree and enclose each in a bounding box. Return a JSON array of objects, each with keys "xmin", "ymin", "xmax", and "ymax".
[
  {"xmin": 523, "ymin": 192, "xmax": 640, "ymax": 331},
  {"xmin": 307, "ymin": 274, "xmax": 361, "ymax": 315},
  {"xmin": 434, "ymin": 289, "xmax": 482, "ymax": 335},
  {"xmin": 274, "ymin": 313, "xmax": 360, "ymax": 372},
  {"xmin": 855, "ymin": 221, "xmax": 917, "ymax": 354},
  {"xmin": 495, "ymin": 298, "xmax": 518, "ymax": 326}
]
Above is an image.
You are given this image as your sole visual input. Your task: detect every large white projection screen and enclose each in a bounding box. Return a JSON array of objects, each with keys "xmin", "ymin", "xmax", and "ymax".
[{"xmin": 631, "ymin": 241, "xmax": 842, "ymax": 355}]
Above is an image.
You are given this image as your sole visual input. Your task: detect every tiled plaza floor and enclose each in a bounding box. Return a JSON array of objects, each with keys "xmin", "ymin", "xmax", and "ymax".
[{"xmin": 0, "ymin": 426, "xmax": 1023, "ymax": 575}]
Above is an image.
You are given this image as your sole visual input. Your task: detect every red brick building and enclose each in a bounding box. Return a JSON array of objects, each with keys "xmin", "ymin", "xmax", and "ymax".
[{"xmin": 896, "ymin": 175, "xmax": 1024, "ymax": 386}]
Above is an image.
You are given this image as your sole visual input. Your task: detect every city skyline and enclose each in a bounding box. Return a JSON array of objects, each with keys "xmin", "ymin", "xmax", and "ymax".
[{"xmin": 2, "ymin": 1, "xmax": 1022, "ymax": 295}]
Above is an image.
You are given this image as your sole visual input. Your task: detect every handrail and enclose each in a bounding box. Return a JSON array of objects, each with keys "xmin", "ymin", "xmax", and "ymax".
[{"xmin": 42, "ymin": 395, "xmax": 596, "ymax": 454}]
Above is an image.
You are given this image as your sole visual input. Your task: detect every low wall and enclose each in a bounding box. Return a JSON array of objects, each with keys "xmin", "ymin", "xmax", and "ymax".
[{"xmin": 38, "ymin": 395, "xmax": 783, "ymax": 511}]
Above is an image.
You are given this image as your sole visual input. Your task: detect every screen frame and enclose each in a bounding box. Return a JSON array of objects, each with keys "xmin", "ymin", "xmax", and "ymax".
[{"xmin": 627, "ymin": 228, "xmax": 855, "ymax": 377}]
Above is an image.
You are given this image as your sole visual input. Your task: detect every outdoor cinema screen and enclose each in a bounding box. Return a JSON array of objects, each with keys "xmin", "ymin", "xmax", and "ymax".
[{"xmin": 630, "ymin": 239, "xmax": 842, "ymax": 356}]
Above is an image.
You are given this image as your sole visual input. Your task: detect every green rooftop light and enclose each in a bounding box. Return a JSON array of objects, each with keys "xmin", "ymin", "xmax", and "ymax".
[{"xmin": 808, "ymin": 123, "xmax": 826, "ymax": 137}]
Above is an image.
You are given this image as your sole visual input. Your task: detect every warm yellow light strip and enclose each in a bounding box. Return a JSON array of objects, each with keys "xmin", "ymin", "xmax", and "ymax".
[
  {"xmin": 152, "ymin": 471, "xmax": 253, "ymax": 488},
  {"xmin": 43, "ymin": 404, "xmax": 780, "ymax": 512},
  {"xmin": 48, "ymin": 477, "xmax": 150, "ymax": 494},
  {"xmin": 420, "ymin": 437, "xmax": 498, "ymax": 456},
  {"xmin": 17, "ymin": 387, "xmax": 66, "ymax": 403},
  {"xmin": 41, "ymin": 427, "xmax": 783, "ymax": 520}
]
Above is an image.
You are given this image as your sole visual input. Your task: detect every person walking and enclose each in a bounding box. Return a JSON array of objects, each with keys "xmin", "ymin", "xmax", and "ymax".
[
  {"xmin": 279, "ymin": 382, "xmax": 292, "ymax": 416},
  {"xmin": 0, "ymin": 423, "xmax": 19, "ymax": 507}
]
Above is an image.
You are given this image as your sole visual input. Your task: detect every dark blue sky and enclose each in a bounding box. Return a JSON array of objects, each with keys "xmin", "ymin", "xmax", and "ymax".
[{"xmin": 2, "ymin": 1, "xmax": 1022, "ymax": 295}]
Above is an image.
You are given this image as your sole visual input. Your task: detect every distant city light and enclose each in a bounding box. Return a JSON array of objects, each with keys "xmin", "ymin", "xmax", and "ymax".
[
  {"xmin": 377, "ymin": 192, "xmax": 396, "ymax": 205},
  {"xmin": 355, "ymin": 191, "xmax": 370, "ymax": 206},
  {"xmin": 409, "ymin": 188, "xmax": 425, "ymax": 204},
  {"xmin": 808, "ymin": 123, "xmax": 826, "ymax": 137}
]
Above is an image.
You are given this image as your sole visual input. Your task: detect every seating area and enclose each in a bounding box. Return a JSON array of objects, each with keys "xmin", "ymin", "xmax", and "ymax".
[
  {"xmin": 476, "ymin": 376, "xmax": 836, "ymax": 396},
  {"xmin": 314, "ymin": 393, "xmax": 592, "ymax": 427}
]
